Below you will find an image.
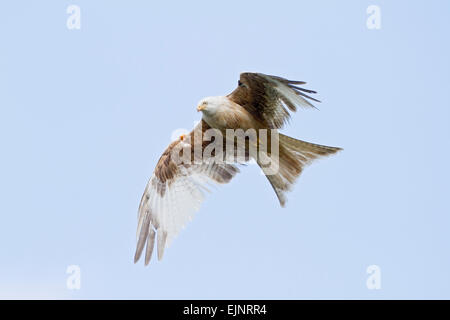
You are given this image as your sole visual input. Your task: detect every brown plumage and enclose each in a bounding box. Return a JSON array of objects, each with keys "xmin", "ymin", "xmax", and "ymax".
[
  {"xmin": 135, "ymin": 72, "xmax": 341, "ymax": 265},
  {"xmin": 227, "ymin": 73, "xmax": 320, "ymax": 129}
]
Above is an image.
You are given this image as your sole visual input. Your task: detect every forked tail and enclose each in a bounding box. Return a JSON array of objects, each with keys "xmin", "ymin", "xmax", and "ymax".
[{"xmin": 258, "ymin": 133, "xmax": 341, "ymax": 207}]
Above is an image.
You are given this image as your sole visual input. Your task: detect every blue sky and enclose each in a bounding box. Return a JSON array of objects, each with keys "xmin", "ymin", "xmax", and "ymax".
[{"xmin": 0, "ymin": 0, "xmax": 449, "ymax": 299}]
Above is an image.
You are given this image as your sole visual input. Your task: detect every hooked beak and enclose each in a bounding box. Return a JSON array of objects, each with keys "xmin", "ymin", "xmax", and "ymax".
[{"xmin": 197, "ymin": 105, "xmax": 205, "ymax": 112}]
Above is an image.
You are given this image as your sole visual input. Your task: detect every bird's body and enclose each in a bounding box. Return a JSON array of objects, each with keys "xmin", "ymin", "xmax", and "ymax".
[
  {"xmin": 134, "ymin": 72, "xmax": 342, "ymax": 265},
  {"xmin": 197, "ymin": 96, "xmax": 257, "ymax": 131}
]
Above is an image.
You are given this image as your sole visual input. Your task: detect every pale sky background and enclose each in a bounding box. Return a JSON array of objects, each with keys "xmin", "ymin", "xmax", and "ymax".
[{"xmin": 0, "ymin": 1, "xmax": 449, "ymax": 299}]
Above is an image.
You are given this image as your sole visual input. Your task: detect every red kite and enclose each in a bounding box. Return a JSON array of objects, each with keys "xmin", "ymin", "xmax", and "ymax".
[{"xmin": 134, "ymin": 73, "xmax": 341, "ymax": 265}]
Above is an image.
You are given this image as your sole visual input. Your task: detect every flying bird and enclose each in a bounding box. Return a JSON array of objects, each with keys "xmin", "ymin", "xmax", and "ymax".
[{"xmin": 134, "ymin": 72, "xmax": 341, "ymax": 265}]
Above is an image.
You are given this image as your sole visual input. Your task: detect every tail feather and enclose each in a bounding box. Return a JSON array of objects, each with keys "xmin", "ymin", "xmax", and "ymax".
[
  {"xmin": 280, "ymin": 134, "xmax": 342, "ymax": 157},
  {"xmin": 259, "ymin": 133, "xmax": 341, "ymax": 207}
]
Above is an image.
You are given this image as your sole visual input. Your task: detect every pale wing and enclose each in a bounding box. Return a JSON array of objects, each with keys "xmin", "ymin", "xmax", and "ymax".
[{"xmin": 134, "ymin": 122, "xmax": 239, "ymax": 265}]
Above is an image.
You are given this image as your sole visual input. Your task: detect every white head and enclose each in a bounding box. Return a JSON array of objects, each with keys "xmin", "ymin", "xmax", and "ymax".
[{"xmin": 196, "ymin": 96, "xmax": 227, "ymax": 115}]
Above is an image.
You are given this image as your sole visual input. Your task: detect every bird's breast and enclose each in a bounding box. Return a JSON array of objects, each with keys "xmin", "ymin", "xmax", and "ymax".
[{"xmin": 203, "ymin": 102, "xmax": 255, "ymax": 131}]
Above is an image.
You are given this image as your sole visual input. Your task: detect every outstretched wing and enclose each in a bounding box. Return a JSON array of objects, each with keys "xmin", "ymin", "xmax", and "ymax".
[
  {"xmin": 134, "ymin": 120, "xmax": 239, "ymax": 265},
  {"xmin": 227, "ymin": 72, "xmax": 320, "ymax": 129}
]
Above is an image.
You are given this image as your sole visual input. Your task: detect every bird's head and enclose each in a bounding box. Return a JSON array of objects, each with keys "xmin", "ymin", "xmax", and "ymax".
[{"xmin": 196, "ymin": 96, "xmax": 225, "ymax": 115}]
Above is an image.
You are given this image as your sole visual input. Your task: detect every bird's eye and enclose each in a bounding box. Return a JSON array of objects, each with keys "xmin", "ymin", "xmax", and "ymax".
[{"xmin": 238, "ymin": 80, "xmax": 243, "ymax": 87}]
